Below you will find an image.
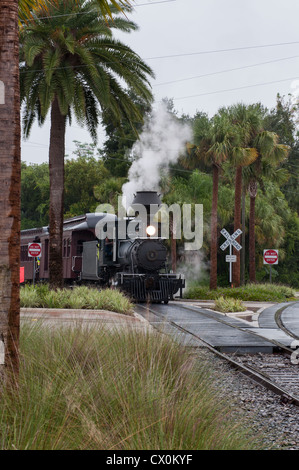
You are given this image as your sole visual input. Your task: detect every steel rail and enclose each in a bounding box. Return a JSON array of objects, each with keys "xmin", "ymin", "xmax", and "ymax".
[{"xmin": 137, "ymin": 303, "xmax": 299, "ymax": 407}]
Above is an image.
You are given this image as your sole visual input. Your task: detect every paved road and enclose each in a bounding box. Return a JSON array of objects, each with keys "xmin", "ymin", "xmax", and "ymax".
[
  {"xmin": 20, "ymin": 307, "xmax": 148, "ymax": 331},
  {"xmin": 135, "ymin": 301, "xmax": 299, "ymax": 353},
  {"xmin": 280, "ymin": 302, "xmax": 299, "ymax": 339}
]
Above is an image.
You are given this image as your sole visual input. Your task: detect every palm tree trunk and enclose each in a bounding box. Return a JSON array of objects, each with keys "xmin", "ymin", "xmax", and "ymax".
[
  {"xmin": 49, "ymin": 98, "xmax": 66, "ymax": 290},
  {"xmin": 170, "ymin": 214, "xmax": 177, "ymax": 272},
  {"xmin": 241, "ymin": 188, "xmax": 246, "ymax": 285},
  {"xmin": 0, "ymin": 0, "xmax": 21, "ymax": 381},
  {"xmin": 249, "ymin": 181, "xmax": 257, "ymax": 283},
  {"xmin": 233, "ymin": 166, "xmax": 242, "ymax": 287},
  {"xmin": 209, "ymin": 164, "xmax": 219, "ymax": 290}
]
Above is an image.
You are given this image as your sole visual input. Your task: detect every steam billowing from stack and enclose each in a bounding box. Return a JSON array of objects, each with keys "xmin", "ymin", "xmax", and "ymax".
[{"xmin": 122, "ymin": 102, "xmax": 192, "ymax": 209}]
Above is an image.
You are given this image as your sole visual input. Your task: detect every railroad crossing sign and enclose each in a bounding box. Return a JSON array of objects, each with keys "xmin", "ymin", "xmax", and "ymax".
[
  {"xmin": 28, "ymin": 242, "xmax": 42, "ymax": 257},
  {"xmin": 220, "ymin": 228, "xmax": 242, "ymax": 284},
  {"xmin": 220, "ymin": 228, "xmax": 242, "ymax": 252},
  {"xmin": 263, "ymin": 249, "xmax": 278, "ymax": 265}
]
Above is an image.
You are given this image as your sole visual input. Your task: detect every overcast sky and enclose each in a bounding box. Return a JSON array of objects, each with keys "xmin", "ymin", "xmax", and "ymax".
[{"xmin": 22, "ymin": 0, "xmax": 299, "ymax": 164}]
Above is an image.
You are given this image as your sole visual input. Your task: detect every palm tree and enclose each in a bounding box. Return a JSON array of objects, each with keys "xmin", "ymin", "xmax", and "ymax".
[
  {"xmin": 20, "ymin": 0, "xmax": 154, "ymax": 289},
  {"xmin": 221, "ymin": 104, "xmax": 289, "ymax": 285},
  {"xmin": 245, "ymin": 133, "xmax": 289, "ymax": 282},
  {"xmin": 0, "ymin": 0, "xmax": 21, "ymax": 380},
  {"xmin": 185, "ymin": 113, "xmax": 237, "ymax": 289},
  {"xmin": 219, "ymin": 104, "xmax": 264, "ymax": 286}
]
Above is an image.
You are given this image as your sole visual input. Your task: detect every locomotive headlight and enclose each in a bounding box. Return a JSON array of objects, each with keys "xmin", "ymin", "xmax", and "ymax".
[{"xmin": 146, "ymin": 225, "xmax": 156, "ymax": 236}]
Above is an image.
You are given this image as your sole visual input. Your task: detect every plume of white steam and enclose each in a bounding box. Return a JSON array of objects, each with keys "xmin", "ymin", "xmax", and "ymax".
[
  {"xmin": 177, "ymin": 249, "xmax": 209, "ymax": 289},
  {"xmin": 122, "ymin": 102, "xmax": 192, "ymax": 208}
]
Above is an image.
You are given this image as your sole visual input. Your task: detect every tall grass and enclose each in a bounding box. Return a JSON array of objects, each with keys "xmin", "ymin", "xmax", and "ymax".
[
  {"xmin": 20, "ymin": 284, "xmax": 133, "ymax": 315},
  {"xmin": 184, "ymin": 283, "xmax": 296, "ymax": 302},
  {"xmin": 0, "ymin": 322, "xmax": 259, "ymax": 450}
]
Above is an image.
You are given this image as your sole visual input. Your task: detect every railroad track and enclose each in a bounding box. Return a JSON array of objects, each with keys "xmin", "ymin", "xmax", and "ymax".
[{"xmin": 136, "ymin": 302, "xmax": 299, "ymax": 407}]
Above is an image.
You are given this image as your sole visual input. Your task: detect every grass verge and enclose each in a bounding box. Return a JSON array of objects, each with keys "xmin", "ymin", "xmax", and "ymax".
[
  {"xmin": 20, "ymin": 284, "xmax": 133, "ymax": 315},
  {"xmin": 184, "ymin": 283, "xmax": 296, "ymax": 302},
  {"xmin": 0, "ymin": 321, "xmax": 260, "ymax": 450}
]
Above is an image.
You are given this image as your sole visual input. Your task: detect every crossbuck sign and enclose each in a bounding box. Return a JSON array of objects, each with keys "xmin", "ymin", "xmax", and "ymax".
[{"xmin": 220, "ymin": 228, "xmax": 242, "ymax": 283}]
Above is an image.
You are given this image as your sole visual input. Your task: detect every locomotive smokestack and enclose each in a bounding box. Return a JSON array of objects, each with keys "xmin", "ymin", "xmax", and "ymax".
[
  {"xmin": 131, "ymin": 191, "xmax": 162, "ymax": 231},
  {"xmin": 131, "ymin": 191, "xmax": 162, "ymax": 214}
]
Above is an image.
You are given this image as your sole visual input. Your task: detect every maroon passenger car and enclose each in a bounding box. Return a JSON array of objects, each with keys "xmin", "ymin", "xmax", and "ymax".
[{"xmin": 20, "ymin": 213, "xmax": 99, "ymax": 282}]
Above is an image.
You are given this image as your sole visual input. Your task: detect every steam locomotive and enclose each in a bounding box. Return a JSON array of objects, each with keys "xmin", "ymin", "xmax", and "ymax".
[{"xmin": 20, "ymin": 191, "xmax": 185, "ymax": 303}]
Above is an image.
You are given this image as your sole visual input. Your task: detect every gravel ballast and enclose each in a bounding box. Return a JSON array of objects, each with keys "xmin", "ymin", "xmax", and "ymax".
[{"xmin": 195, "ymin": 348, "xmax": 299, "ymax": 450}]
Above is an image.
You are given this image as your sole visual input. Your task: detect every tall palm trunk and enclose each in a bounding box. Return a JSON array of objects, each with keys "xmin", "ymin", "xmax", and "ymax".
[
  {"xmin": 209, "ymin": 164, "xmax": 219, "ymax": 290},
  {"xmin": 248, "ymin": 180, "xmax": 257, "ymax": 283},
  {"xmin": 0, "ymin": 1, "xmax": 21, "ymax": 380},
  {"xmin": 233, "ymin": 166, "xmax": 242, "ymax": 287},
  {"xmin": 49, "ymin": 98, "xmax": 66, "ymax": 290},
  {"xmin": 170, "ymin": 214, "xmax": 177, "ymax": 272},
  {"xmin": 240, "ymin": 188, "xmax": 246, "ymax": 285}
]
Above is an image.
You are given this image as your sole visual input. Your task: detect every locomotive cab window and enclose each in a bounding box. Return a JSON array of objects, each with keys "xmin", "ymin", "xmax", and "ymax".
[
  {"xmin": 21, "ymin": 245, "xmax": 30, "ymax": 262},
  {"xmin": 63, "ymin": 238, "xmax": 71, "ymax": 257},
  {"xmin": 67, "ymin": 238, "xmax": 71, "ymax": 257},
  {"xmin": 104, "ymin": 236, "xmax": 113, "ymax": 260},
  {"xmin": 63, "ymin": 239, "xmax": 67, "ymax": 257},
  {"xmin": 76, "ymin": 240, "xmax": 84, "ymax": 255}
]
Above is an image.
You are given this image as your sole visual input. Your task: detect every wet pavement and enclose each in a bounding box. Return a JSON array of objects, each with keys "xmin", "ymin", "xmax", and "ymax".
[{"xmin": 135, "ymin": 300, "xmax": 299, "ymax": 353}]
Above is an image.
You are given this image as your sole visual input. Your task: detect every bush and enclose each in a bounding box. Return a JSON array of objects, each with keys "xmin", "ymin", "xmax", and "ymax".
[
  {"xmin": 0, "ymin": 322, "xmax": 259, "ymax": 450},
  {"xmin": 20, "ymin": 284, "xmax": 133, "ymax": 315},
  {"xmin": 184, "ymin": 283, "xmax": 296, "ymax": 302},
  {"xmin": 213, "ymin": 296, "xmax": 246, "ymax": 313}
]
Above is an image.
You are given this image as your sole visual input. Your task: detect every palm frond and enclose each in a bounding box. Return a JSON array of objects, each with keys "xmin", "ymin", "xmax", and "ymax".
[{"xmin": 20, "ymin": 0, "xmax": 153, "ymax": 141}]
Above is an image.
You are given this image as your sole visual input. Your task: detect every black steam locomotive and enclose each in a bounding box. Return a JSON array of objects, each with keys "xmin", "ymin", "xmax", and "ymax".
[{"xmin": 20, "ymin": 191, "xmax": 185, "ymax": 303}]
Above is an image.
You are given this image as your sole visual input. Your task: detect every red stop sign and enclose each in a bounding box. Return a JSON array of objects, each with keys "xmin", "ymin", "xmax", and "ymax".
[
  {"xmin": 263, "ymin": 249, "xmax": 278, "ymax": 265},
  {"xmin": 28, "ymin": 243, "xmax": 42, "ymax": 257}
]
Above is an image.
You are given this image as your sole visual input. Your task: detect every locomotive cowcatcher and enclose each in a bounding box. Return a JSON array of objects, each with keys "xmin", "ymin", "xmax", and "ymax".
[{"xmin": 20, "ymin": 191, "xmax": 185, "ymax": 303}]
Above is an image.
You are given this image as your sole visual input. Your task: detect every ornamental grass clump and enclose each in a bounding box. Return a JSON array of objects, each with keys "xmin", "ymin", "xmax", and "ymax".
[
  {"xmin": 184, "ymin": 283, "xmax": 296, "ymax": 302},
  {"xmin": 0, "ymin": 321, "xmax": 259, "ymax": 450},
  {"xmin": 20, "ymin": 284, "xmax": 133, "ymax": 315},
  {"xmin": 214, "ymin": 296, "xmax": 246, "ymax": 313}
]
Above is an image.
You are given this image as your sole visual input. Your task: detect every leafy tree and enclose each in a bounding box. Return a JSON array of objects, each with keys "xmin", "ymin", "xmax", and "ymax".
[
  {"xmin": 21, "ymin": 162, "xmax": 49, "ymax": 229},
  {"xmin": 64, "ymin": 143, "xmax": 113, "ymax": 217},
  {"xmin": 100, "ymin": 92, "xmax": 152, "ymax": 177},
  {"xmin": 264, "ymin": 94, "xmax": 299, "ymax": 214},
  {"xmin": 20, "ymin": 0, "xmax": 154, "ymax": 288},
  {"xmin": 21, "ymin": 151, "xmax": 126, "ymax": 225}
]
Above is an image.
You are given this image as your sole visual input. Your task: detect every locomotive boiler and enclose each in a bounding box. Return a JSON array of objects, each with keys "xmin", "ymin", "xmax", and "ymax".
[{"xmin": 20, "ymin": 191, "xmax": 185, "ymax": 303}]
